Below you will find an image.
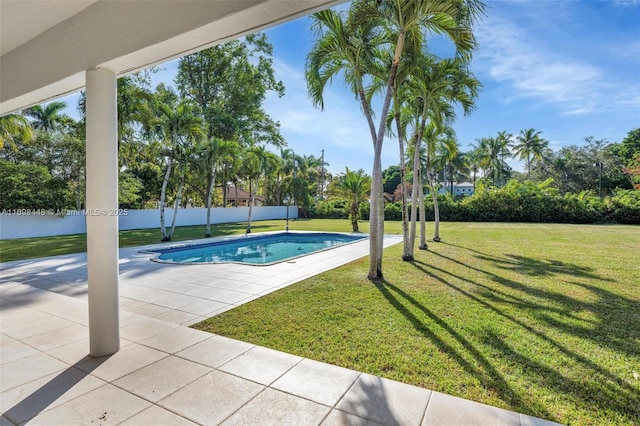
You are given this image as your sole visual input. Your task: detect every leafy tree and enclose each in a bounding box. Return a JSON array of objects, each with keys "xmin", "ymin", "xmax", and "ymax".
[
  {"xmin": 382, "ymin": 165, "xmax": 402, "ymax": 196},
  {"xmin": 176, "ymin": 34, "xmax": 284, "ymax": 234},
  {"xmin": 617, "ymin": 128, "xmax": 640, "ymax": 166},
  {"xmin": 119, "ymin": 172, "xmax": 144, "ymax": 208},
  {"xmin": 0, "ymin": 160, "xmax": 68, "ymax": 210}
]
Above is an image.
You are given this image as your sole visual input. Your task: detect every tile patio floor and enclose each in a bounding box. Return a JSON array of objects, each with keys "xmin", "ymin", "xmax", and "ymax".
[{"xmin": 0, "ymin": 233, "xmax": 561, "ymax": 425}]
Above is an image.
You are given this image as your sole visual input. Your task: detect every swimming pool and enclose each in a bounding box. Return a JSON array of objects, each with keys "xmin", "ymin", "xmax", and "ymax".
[{"xmin": 150, "ymin": 232, "xmax": 368, "ymax": 265}]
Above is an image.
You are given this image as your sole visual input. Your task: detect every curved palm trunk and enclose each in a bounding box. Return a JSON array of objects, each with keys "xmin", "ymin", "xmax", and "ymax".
[
  {"xmin": 205, "ymin": 166, "xmax": 216, "ymax": 238},
  {"xmin": 407, "ymin": 133, "xmax": 423, "ymax": 260},
  {"xmin": 394, "ymin": 105, "xmax": 410, "ymax": 261},
  {"xmin": 167, "ymin": 171, "xmax": 185, "ymax": 241},
  {"xmin": 246, "ymin": 179, "xmax": 254, "ymax": 233},
  {"xmin": 355, "ymin": 75, "xmax": 383, "ymax": 279},
  {"xmin": 418, "ymin": 169, "xmax": 428, "ymax": 250},
  {"xmin": 159, "ymin": 151, "xmax": 174, "ymax": 241},
  {"xmin": 429, "ymin": 169, "xmax": 441, "ymax": 242}
]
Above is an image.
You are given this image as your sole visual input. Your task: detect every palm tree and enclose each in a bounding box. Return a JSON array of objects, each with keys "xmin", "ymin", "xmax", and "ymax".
[
  {"xmin": 0, "ymin": 113, "xmax": 33, "ymax": 150},
  {"xmin": 475, "ymin": 136, "xmax": 509, "ymax": 186},
  {"xmin": 243, "ymin": 145, "xmax": 269, "ymax": 234},
  {"xmin": 336, "ymin": 168, "xmax": 371, "ymax": 232},
  {"xmin": 426, "ymin": 124, "xmax": 458, "ymax": 242},
  {"xmin": 465, "ymin": 149, "xmax": 482, "ymax": 188},
  {"xmin": 23, "ymin": 101, "xmax": 70, "ymax": 133},
  {"xmin": 79, "ymin": 75, "xmax": 152, "ymax": 155},
  {"xmin": 201, "ymin": 137, "xmax": 241, "ymax": 237},
  {"xmin": 512, "ymin": 128, "xmax": 548, "ymax": 179},
  {"xmin": 402, "ymin": 55, "xmax": 480, "ymax": 254},
  {"xmin": 495, "ymin": 130, "xmax": 512, "ymax": 186},
  {"xmin": 307, "ymin": 0, "xmax": 484, "ymax": 278},
  {"xmin": 153, "ymin": 99, "xmax": 205, "ymax": 241},
  {"xmin": 306, "ymin": 8, "xmax": 385, "ymax": 278}
]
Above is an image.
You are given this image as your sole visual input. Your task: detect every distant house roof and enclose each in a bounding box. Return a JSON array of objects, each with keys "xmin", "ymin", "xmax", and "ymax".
[{"xmin": 225, "ymin": 185, "xmax": 265, "ymax": 202}]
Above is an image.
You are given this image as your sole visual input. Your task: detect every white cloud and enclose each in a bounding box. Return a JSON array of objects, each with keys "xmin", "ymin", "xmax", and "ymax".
[{"xmin": 474, "ymin": 14, "xmax": 638, "ymax": 115}]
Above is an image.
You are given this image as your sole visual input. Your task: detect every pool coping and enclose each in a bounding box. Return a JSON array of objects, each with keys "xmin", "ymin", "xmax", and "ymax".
[{"xmin": 143, "ymin": 231, "xmax": 369, "ymax": 266}]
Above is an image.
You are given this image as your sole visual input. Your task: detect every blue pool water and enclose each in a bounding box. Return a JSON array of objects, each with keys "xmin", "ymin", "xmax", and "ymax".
[{"xmin": 151, "ymin": 232, "xmax": 367, "ymax": 265}]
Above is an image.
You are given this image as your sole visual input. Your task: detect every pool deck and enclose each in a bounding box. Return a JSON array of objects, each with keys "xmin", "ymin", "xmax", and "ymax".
[{"xmin": 1, "ymin": 233, "xmax": 560, "ymax": 425}]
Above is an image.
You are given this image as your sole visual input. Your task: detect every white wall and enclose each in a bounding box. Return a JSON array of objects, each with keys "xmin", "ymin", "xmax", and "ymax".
[{"xmin": 0, "ymin": 206, "xmax": 298, "ymax": 240}]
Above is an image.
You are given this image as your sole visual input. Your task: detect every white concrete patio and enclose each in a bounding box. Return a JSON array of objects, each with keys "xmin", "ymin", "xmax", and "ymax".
[{"xmin": 1, "ymin": 234, "xmax": 560, "ymax": 425}]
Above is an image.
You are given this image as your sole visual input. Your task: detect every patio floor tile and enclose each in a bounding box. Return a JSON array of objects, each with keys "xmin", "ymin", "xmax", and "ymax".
[
  {"xmin": 138, "ymin": 326, "xmax": 211, "ymax": 353},
  {"xmin": 1, "ymin": 315, "xmax": 75, "ymax": 340},
  {"xmin": 336, "ymin": 373, "xmax": 431, "ymax": 426},
  {"xmin": 175, "ymin": 334, "xmax": 254, "ymax": 368},
  {"xmin": 119, "ymin": 317, "xmax": 179, "ymax": 341},
  {"xmin": 1, "ymin": 367, "xmax": 106, "ymax": 425},
  {"xmin": 152, "ymin": 309, "xmax": 202, "ymax": 325},
  {"xmin": 204, "ymin": 288, "xmax": 255, "ymax": 304},
  {"xmin": 520, "ymin": 413, "xmax": 563, "ymax": 426},
  {"xmin": 120, "ymin": 405, "xmax": 198, "ymax": 426},
  {"xmin": 25, "ymin": 383, "xmax": 151, "ymax": 425},
  {"xmin": 75, "ymin": 343, "xmax": 168, "ymax": 382},
  {"xmin": 235, "ymin": 283, "xmax": 272, "ymax": 295},
  {"xmin": 221, "ymin": 388, "xmax": 331, "ymax": 426},
  {"xmin": 46, "ymin": 338, "xmax": 133, "ymax": 365},
  {"xmin": 20, "ymin": 323, "xmax": 88, "ymax": 351},
  {"xmin": 158, "ymin": 370, "xmax": 264, "ymax": 425},
  {"xmin": 422, "ymin": 392, "xmax": 523, "ymax": 426},
  {"xmin": 0, "ymin": 340, "xmax": 39, "ymax": 365},
  {"xmin": 322, "ymin": 409, "xmax": 384, "ymax": 426},
  {"xmin": 124, "ymin": 301, "xmax": 172, "ymax": 317},
  {"xmin": 0, "ymin": 352, "xmax": 67, "ymax": 392},
  {"xmin": 177, "ymin": 298, "xmax": 229, "ymax": 316},
  {"xmin": 113, "ymin": 356, "xmax": 211, "ymax": 402},
  {"xmin": 272, "ymin": 358, "xmax": 360, "ymax": 406},
  {"xmin": 219, "ymin": 345, "xmax": 302, "ymax": 386}
]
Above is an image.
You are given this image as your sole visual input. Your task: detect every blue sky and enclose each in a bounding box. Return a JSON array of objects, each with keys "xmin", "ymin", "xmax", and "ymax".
[{"xmin": 60, "ymin": 0, "xmax": 640, "ymax": 175}]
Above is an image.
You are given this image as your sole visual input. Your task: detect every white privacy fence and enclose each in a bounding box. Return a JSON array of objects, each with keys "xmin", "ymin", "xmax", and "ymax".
[{"xmin": 0, "ymin": 206, "xmax": 298, "ymax": 240}]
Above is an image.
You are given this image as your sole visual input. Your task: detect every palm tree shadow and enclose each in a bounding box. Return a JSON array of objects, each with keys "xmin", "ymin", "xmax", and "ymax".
[
  {"xmin": 406, "ymin": 255, "xmax": 640, "ymax": 421},
  {"xmin": 473, "ymin": 253, "xmax": 612, "ymax": 281},
  {"xmin": 371, "ymin": 278, "xmax": 550, "ymax": 419}
]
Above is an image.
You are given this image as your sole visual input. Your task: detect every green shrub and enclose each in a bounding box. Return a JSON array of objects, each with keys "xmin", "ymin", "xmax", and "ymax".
[{"xmin": 606, "ymin": 189, "xmax": 640, "ymax": 224}]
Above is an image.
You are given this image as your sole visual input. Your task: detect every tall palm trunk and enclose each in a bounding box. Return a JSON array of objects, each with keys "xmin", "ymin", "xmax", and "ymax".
[
  {"xmin": 428, "ymin": 169, "xmax": 441, "ymax": 242},
  {"xmin": 166, "ymin": 173, "xmax": 185, "ymax": 241},
  {"xmin": 407, "ymin": 132, "xmax": 422, "ymax": 260},
  {"xmin": 246, "ymin": 179, "xmax": 255, "ymax": 233},
  {"xmin": 418, "ymin": 169, "xmax": 428, "ymax": 250},
  {"xmin": 205, "ymin": 166, "xmax": 216, "ymax": 238},
  {"xmin": 159, "ymin": 150, "xmax": 174, "ymax": 241},
  {"xmin": 394, "ymin": 102, "xmax": 410, "ymax": 261}
]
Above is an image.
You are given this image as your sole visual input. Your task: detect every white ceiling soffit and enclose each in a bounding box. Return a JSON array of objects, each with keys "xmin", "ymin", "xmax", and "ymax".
[{"xmin": 0, "ymin": 0, "xmax": 346, "ymax": 115}]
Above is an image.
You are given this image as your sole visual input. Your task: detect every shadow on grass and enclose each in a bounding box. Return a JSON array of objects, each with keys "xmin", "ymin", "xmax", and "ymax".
[
  {"xmin": 427, "ymin": 250, "xmax": 638, "ymax": 357},
  {"xmin": 407, "ymin": 254, "xmax": 640, "ymax": 422},
  {"xmin": 473, "ymin": 253, "xmax": 612, "ymax": 281},
  {"xmin": 481, "ymin": 330, "xmax": 640, "ymax": 422},
  {"xmin": 372, "ymin": 278, "xmax": 551, "ymax": 420}
]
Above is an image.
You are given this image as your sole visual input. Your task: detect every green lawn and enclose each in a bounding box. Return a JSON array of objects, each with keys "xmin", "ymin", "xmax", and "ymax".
[
  {"xmin": 0, "ymin": 218, "xmax": 368, "ymax": 263},
  {"xmin": 193, "ymin": 222, "xmax": 640, "ymax": 425}
]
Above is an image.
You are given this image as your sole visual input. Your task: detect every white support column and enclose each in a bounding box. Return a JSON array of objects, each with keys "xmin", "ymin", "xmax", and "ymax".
[{"xmin": 85, "ymin": 68, "xmax": 120, "ymax": 357}]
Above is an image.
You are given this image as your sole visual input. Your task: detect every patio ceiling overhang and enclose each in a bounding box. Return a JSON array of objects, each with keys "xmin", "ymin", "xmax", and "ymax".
[{"xmin": 0, "ymin": 0, "xmax": 346, "ymax": 115}]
